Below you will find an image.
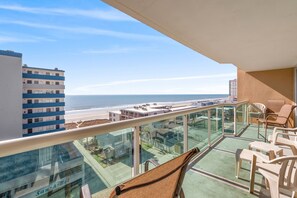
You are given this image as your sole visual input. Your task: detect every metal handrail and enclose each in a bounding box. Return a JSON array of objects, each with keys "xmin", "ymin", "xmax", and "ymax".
[{"xmin": 0, "ymin": 100, "xmax": 248, "ymax": 158}]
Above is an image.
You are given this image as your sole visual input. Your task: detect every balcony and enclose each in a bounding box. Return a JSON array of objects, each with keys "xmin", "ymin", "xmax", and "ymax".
[
  {"xmin": 23, "ymin": 83, "xmax": 65, "ymax": 90},
  {"xmin": 1, "ymin": 101, "xmax": 290, "ymax": 197},
  {"xmin": 23, "ymin": 102, "xmax": 65, "ymax": 108},
  {"xmin": 23, "ymin": 93, "xmax": 65, "ymax": 98},
  {"xmin": 22, "ymin": 73, "xmax": 65, "ymax": 81},
  {"xmin": 23, "ymin": 119, "xmax": 65, "ymax": 129},
  {"xmin": 23, "ymin": 128, "xmax": 66, "ymax": 137},
  {"xmin": 23, "ymin": 111, "xmax": 65, "ymax": 119}
]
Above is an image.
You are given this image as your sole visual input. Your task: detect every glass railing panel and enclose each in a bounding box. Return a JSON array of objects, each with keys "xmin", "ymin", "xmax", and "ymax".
[
  {"xmin": 0, "ymin": 129, "xmax": 134, "ymax": 198},
  {"xmin": 223, "ymin": 106, "xmax": 234, "ymax": 134},
  {"xmin": 140, "ymin": 117, "xmax": 184, "ymax": 172},
  {"xmin": 247, "ymin": 103, "xmax": 265, "ymax": 125},
  {"xmin": 78, "ymin": 128, "xmax": 133, "ymax": 190},
  {"xmin": 0, "ymin": 142, "xmax": 88, "ymax": 198},
  {"xmin": 187, "ymin": 110, "xmax": 209, "ymax": 151},
  {"xmin": 210, "ymin": 107, "xmax": 223, "ymax": 144},
  {"xmin": 236, "ymin": 104, "xmax": 247, "ymax": 135}
]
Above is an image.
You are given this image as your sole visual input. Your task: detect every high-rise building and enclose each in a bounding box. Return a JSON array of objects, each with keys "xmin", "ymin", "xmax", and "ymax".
[
  {"xmin": 0, "ymin": 50, "xmax": 65, "ymax": 139},
  {"xmin": 22, "ymin": 66, "xmax": 66, "ymax": 136},
  {"xmin": 0, "ymin": 50, "xmax": 23, "ymax": 140},
  {"xmin": 229, "ymin": 79, "xmax": 237, "ymax": 101}
]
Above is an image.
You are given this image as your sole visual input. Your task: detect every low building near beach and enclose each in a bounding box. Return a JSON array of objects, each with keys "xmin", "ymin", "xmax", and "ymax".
[{"xmin": 109, "ymin": 110, "xmax": 122, "ymax": 122}]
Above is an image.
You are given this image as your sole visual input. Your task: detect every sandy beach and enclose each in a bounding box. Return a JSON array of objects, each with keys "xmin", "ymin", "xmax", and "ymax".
[{"xmin": 65, "ymin": 106, "xmax": 121, "ymax": 122}]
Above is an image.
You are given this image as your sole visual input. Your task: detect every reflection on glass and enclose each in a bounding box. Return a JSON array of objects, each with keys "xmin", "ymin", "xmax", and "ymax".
[
  {"xmin": 140, "ymin": 117, "xmax": 184, "ymax": 172},
  {"xmin": 210, "ymin": 108, "xmax": 223, "ymax": 143},
  {"xmin": 187, "ymin": 110, "xmax": 209, "ymax": 151},
  {"xmin": 224, "ymin": 106, "xmax": 235, "ymax": 133}
]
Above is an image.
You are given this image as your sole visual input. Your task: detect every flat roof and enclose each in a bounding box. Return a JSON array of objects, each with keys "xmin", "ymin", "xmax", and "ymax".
[
  {"xmin": 0, "ymin": 50, "xmax": 22, "ymax": 58},
  {"xmin": 109, "ymin": 110, "xmax": 121, "ymax": 114},
  {"xmin": 122, "ymin": 107, "xmax": 168, "ymax": 114},
  {"xmin": 23, "ymin": 66, "xmax": 65, "ymax": 72}
]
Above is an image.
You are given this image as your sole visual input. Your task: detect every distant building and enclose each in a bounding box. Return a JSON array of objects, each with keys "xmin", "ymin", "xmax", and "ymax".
[
  {"xmin": 22, "ymin": 66, "xmax": 66, "ymax": 136},
  {"xmin": 109, "ymin": 110, "xmax": 122, "ymax": 122},
  {"xmin": 120, "ymin": 104, "xmax": 171, "ymax": 120},
  {"xmin": 229, "ymin": 79, "xmax": 237, "ymax": 101}
]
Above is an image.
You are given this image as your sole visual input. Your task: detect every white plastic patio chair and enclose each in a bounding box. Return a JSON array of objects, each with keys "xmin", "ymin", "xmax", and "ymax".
[{"xmin": 250, "ymin": 154, "xmax": 297, "ymax": 198}]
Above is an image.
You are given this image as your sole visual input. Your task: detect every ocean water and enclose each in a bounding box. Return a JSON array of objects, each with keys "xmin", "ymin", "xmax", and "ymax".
[{"xmin": 65, "ymin": 94, "xmax": 228, "ymax": 111}]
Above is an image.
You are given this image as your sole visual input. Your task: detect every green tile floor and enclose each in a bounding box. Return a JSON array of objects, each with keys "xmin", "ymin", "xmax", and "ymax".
[{"xmin": 183, "ymin": 125, "xmax": 284, "ymax": 198}]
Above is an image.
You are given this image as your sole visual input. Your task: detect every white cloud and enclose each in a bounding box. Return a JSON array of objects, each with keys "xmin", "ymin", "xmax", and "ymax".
[
  {"xmin": 0, "ymin": 35, "xmax": 54, "ymax": 43},
  {"xmin": 0, "ymin": 4, "xmax": 135, "ymax": 22},
  {"xmin": 75, "ymin": 73, "xmax": 236, "ymax": 91},
  {"xmin": 0, "ymin": 20, "xmax": 165, "ymax": 41},
  {"xmin": 82, "ymin": 46, "xmax": 154, "ymax": 54}
]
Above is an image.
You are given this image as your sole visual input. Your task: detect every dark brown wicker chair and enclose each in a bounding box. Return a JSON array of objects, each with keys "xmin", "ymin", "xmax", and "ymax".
[
  {"xmin": 109, "ymin": 147, "xmax": 199, "ymax": 198},
  {"xmin": 258, "ymin": 104, "xmax": 296, "ymax": 142}
]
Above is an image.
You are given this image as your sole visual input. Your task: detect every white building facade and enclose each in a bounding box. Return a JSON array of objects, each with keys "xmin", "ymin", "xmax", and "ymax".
[
  {"xmin": 229, "ymin": 79, "xmax": 237, "ymax": 101},
  {"xmin": 0, "ymin": 50, "xmax": 23, "ymax": 140}
]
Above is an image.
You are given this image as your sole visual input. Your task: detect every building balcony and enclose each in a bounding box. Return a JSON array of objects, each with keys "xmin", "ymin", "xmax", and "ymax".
[
  {"xmin": 23, "ymin": 128, "xmax": 66, "ymax": 137},
  {"xmin": 23, "ymin": 102, "xmax": 65, "ymax": 108},
  {"xmin": 23, "ymin": 111, "xmax": 65, "ymax": 119},
  {"xmin": 22, "ymin": 73, "xmax": 65, "ymax": 81},
  {"xmin": 1, "ymin": 101, "xmax": 289, "ymax": 197},
  {"xmin": 23, "ymin": 119, "xmax": 65, "ymax": 129},
  {"xmin": 23, "ymin": 84, "xmax": 65, "ymax": 90},
  {"xmin": 23, "ymin": 93, "xmax": 65, "ymax": 98}
]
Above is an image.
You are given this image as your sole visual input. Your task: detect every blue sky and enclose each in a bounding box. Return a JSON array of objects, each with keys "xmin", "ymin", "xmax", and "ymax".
[{"xmin": 0, "ymin": 0, "xmax": 236, "ymax": 95}]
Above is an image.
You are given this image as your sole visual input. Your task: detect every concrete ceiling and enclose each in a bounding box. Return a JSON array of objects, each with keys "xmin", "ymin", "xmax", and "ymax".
[{"xmin": 102, "ymin": 0, "xmax": 297, "ymax": 72}]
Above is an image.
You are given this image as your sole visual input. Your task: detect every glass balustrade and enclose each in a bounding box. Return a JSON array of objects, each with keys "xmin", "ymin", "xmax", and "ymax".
[
  {"xmin": 140, "ymin": 116, "xmax": 184, "ymax": 172},
  {"xmin": 0, "ymin": 102, "xmax": 249, "ymax": 197}
]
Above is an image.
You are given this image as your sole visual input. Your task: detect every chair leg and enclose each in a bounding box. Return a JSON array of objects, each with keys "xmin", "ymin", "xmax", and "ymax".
[
  {"xmin": 257, "ymin": 122, "xmax": 260, "ymax": 139},
  {"xmin": 235, "ymin": 159, "xmax": 242, "ymax": 178},
  {"xmin": 292, "ymin": 191, "xmax": 296, "ymax": 198},
  {"xmin": 249, "ymin": 155, "xmax": 257, "ymax": 193},
  {"xmin": 179, "ymin": 188, "xmax": 185, "ymax": 198},
  {"xmin": 264, "ymin": 125, "xmax": 268, "ymax": 142},
  {"xmin": 266, "ymin": 179, "xmax": 279, "ymax": 198},
  {"xmin": 264, "ymin": 178, "xmax": 269, "ymax": 189}
]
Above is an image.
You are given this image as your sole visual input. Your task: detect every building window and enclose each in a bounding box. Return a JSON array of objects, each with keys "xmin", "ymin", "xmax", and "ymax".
[
  {"xmin": 27, "ymin": 90, "xmax": 32, "ymax": 94},
  {"xmin": 56, "ymin": 90, "xmax": 60, "ymax": 94},
  {"xmin": 27, "ymin": 80, "xmax": 32, "ymax": 84},
  {"xmin": 34, "ymin": 81, "xmax": 38, "ymax": 84},
  {"xmin": 28, "ymin": 119, "xmax": 32, "ymax": 123},
  {"xmin": 56, "ymin": 116, "xmax": 60, "ymax": 120},
  {"xmin": 46, "ymin": 81, "xmax": 50, "ymax": 85},
  {"xmin": 28, "ymin": 109, "xmax": 32, "ymax": 114},
  {"xmin": 55, "ymin": 73, "xmax": 59, "ymax": 76},
  {"xmin": 27, "ymin": 100, "xmax": 32, "ymax": 104},
  {"xmin": 27, "ymin": 70, "xmax": 32, "ymax": 74},
  {"xmin": 34, "ymin": 118, "xmax": 39, "ymax": 123},
  {"xmin": 55, "ymin": 99, "xmax": 59, "ymax": 103},
  {"xmin": 56, "ymin": 125, "xmax": 60, "ymax": 129},
  {"xmin": 34, "ymin": 99, "xmax": 39, "ymax": 103},
  {"xmin": 46, "ymin": 72, "xmax": 50, "ymax": 75},
  {"xmin": 55, "ymin": 82, "xmax": 59, "ymax": 85},
  {"xmin": 46, "ymin": 108, "xmax": 51, "ymax": 112}
]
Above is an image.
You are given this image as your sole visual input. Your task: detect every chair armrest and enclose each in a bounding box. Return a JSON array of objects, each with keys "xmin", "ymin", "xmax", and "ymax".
[
  {"xmin": 252, "ymin": 152, "xmax": 271, "ymax": 164},
  {"xmin": 265, "ymin": 114, "xmax": 278, "ymax": 120},
  {"xmin": 144, "ymin": 159, "xmax": 160, "ymax": 172},
  {"xmin": 272, "ymin": 127, "xmax": 297, "ymax": 143}
]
